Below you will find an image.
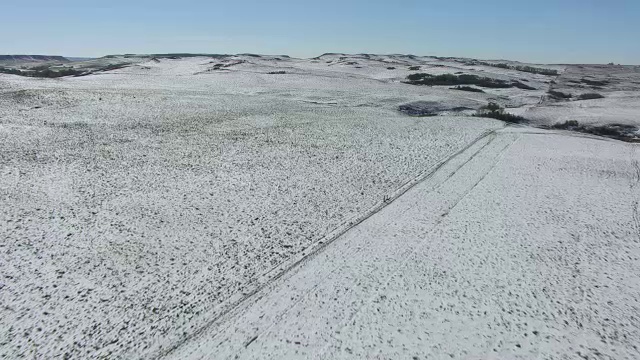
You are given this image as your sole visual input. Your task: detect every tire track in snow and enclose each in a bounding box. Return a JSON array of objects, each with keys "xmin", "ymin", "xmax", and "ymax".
[
  {"xmin": 632, "ymin": 145, "xmax": 640, "ymax": 189},
  {"xmin": 631, "ymin": 145, "xmax": 640, "ymax": 243},
  {"xmin": 439, "ymin": 133, "xmax": 518, "ymax": 218},
  {"xmin": 633, "ymin": 201, "xmax": 640, "ymax": 243},
  {"xmin": 157, "ymin": 126, "xmax": 504, "ymax": 359}
]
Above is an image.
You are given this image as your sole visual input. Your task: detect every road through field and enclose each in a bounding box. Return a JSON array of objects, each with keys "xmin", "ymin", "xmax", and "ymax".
[{"xmin": 166, "ymin": 128, "xmax": 640, "ymax": 360}]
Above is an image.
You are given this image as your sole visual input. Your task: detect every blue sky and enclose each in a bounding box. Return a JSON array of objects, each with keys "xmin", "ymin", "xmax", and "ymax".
[{"xmin": 2, "ymin": 0, "xmax": 639, "ymax": 64}]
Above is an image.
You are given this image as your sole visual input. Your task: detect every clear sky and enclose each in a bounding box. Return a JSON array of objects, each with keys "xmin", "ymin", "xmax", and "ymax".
[{"xmin": 2, "ymin": 0, "xmax": 639, "ymax": 64}]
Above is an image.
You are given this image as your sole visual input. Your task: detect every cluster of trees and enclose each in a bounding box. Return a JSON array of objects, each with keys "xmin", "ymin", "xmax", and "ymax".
[
  {"xmin": 0, "ymin": 66, "xmax": 83, "ymax": 78},
  {"xmin": 406, "ymin": 73, "xmax": 535, "ymax": 90},
  {"xmin": 547, "ymin": 90, "xmax": 605, "ymax": 101},
  {"xmin": 407, "ymin": 73, "xmax": 510, "ymax": 88},
  {"xmin": 551, "ymin": 121, "xmax": 637, "ymax": 142},
  {"xmin": 473, "ymin": 61, "xmax": 558, "ymax": 76},
  {"xmin": 474, "ymin": 102, "xmax": 528, "ymax": 124}
]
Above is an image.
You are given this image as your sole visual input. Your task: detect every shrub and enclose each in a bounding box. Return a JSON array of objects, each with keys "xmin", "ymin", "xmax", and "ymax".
[
  {"xmin": 551, "ymin": 120, "xmax": 580, "ymax": 129},
  {"xmin": 483, "ymin": 102, "xmax": 501, "ymax": 111},
  {"xmin": 387, "ymin": 67, "xmax": 396, "ymax": 70},
  {"xmin": 267, "ymin": 71, "xmax": 286, "ymax": 74},
  {"xmin": 577, "ymin": 93, "xmax": 605, "ymax": 100},
  {"xmin": 408, "ymin": 66, "xmax": 420, "ymax": 71}
]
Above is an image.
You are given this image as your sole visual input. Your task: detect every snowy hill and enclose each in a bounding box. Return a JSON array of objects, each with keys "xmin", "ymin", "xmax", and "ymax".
[{"xmin": 0, "ymin": 54, "xmax": 69, "ymax": 63}]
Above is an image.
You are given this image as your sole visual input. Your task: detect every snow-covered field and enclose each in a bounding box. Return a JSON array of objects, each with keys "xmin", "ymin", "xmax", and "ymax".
[
  {"xmin": 169, "ymin": 128, "xmax": 640, "ymax": 360},
  {"xmin": 1, "ymin": 54, "xmax": 639, "ymax": 359}
]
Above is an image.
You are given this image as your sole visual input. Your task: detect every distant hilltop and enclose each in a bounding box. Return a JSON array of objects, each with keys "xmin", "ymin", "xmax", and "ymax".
[{"xmin": 0, "ymin": 55, "xmax": 69, "ymax": 63}]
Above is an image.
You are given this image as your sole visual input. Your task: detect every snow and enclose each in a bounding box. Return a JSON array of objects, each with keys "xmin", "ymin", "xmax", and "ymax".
[
  {"xmin": 1, "ymin": 54, "xmax": 639, "ymax": 359},
  {"xmin": 168, "ymin": 128, "xmax": 640, "ymax": 360}
]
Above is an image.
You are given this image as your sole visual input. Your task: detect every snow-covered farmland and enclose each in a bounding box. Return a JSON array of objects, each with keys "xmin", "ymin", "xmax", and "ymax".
[
  {"xmin": 170, "ymin": 127, "xmax": 640, "ymax": 360},
  {"xmin": 1, "ymin": 54, "xmax": 639, "ymax": 359}
]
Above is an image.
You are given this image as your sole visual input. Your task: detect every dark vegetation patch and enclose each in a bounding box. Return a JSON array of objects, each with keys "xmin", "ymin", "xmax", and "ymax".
[
  {"xmin": 475, "ymin": 110, "xmax": 527, "ymax": 124},
  {"xmin": 451, "ymin": 86, "xmax": 485, "ymax": 93},
  {"xmin": 511, "ymin": 65, "xmax": 558, "ymax": 76},
  {"xmin": 154, "ymin": 53, "xmax": 228, "ymax": 59},
  {"xmin": 576, "ymin": 93, "xmax": 605, "ymax": 100},
  {"xmin": 581, "ymin": 78, "xmax": 609, "ymax": 86},
  {"xmin": 267, "ymin": 71, "xmax": 286, "ymax": 74},
  {"xmin": 387, "ymin": 67, "xmax": 396, "ymax": 70},
  {"xmin": 408, "ymin": 66, "xmax": 421, "ymax": 71},
  {"xmin": 104, "ymin": 53, "xmax": 228, "ymax": 60},
  {"xmin": 473, "ymin": 61, "xmax": 559, "ymax": 76},
  {"xmin": 0, "ymin": 66, "xmax": 83, "ymax": 78},
  {"xmin": 550, "ymin": 121, "xmax": 639, "ymax": 142},
  {"xmin": 511, "ymin": 81, "xmax": 536, "ymax": 90},
  {"xmin": 407, "ymin": 73, "xmax": 509, "ymax": 88},
  {"xmin": 405, "ymin": 73, "xmax": 536, "ymax": 90},
  {"xmin": 398, "ymin": 101, "xmax": 471, "ymax": 117},
  {"xmin": 209, "ymin": 61, "xmax": 245, "ymax": 71},
  {"xmin": 484, "ymin": 102, "xmax": 501, "ymax": 111},
  {"xmin": 474, "ymin": 102, "xmax": 527, "ymax": 124},
  {"xmin": 548, "ymin": 90, "xmax": 572, "ymax": 99}
]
